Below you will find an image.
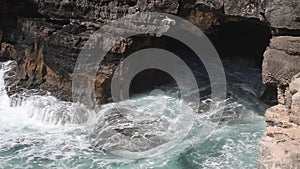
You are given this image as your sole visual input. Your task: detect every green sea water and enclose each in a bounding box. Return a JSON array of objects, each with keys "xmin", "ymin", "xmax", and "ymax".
[{"xmin": 0, "ymin": 61, "xmax": 267, "ymax": 169}]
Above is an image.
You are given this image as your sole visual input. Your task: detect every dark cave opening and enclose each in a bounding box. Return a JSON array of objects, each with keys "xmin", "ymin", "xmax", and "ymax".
[
  {"xmin": 129, "ymin": 69, "xmax": 178, "ymax": 97},
  {"xmin": 208, "ymin": 19, "xmax": 272, "ymax": 68},
  {"xmin": 123, "ymin": 19, "xmax": 275, "ymax": 103}
]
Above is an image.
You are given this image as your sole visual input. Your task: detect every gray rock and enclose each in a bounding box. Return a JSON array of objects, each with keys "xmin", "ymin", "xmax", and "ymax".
[
  {"xmin": 92, "ymin": 107, "xmax": 169, "ymax": 152},
  {"xmin": 290, "ymin": 75, "xmax": 300, "ymax": 125},
  {"xmin": 290, "ymin": 73, "xmax": 300, "ymax": 94},
  {"xmin": 259, "ymin": 105, "xmax": 300, "ymax": 169},
  {"xmin": 263, "ymin": 36, "xmax": 300, "ymax": 86},
  {"xmin": 265, "ymin": 0, "xmax": 300, "ymax": 30},
  {"xmin": 290, "ymin": 92, "xmax": 300, "ymax": 125}
]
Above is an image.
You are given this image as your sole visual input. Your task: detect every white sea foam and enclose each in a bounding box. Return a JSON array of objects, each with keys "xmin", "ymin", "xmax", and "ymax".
[{"xmin": 0, "ymin": 61, "xmax": 267, "ymax": 169}]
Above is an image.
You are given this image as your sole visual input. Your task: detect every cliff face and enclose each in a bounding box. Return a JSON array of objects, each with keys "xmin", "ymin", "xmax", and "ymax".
[
  {"xmin": 0, "ymin": 0, "xmax": 300, "ymax": 167},
  {"xmin": 259, "ymin": 37, "xmax": 300, "ymax": 169}
]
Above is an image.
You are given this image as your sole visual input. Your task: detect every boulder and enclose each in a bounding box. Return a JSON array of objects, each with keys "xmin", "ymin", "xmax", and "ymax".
[
  {"xmin": 263, "ymin": 36, "xmax": 300, "ymax": 86},
  {"xmin": 92, "ymin": 107, "xmax": 168, "ymax": 152}
]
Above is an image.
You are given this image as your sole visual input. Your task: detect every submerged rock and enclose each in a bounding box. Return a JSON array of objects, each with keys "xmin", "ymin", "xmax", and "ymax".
[{"xmin": 92, "ymin": 107, "xmax": 169, "ymax": 152}]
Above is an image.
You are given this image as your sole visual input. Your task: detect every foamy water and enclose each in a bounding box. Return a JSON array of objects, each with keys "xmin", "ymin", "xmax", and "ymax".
[{"xmin": 0, "ymin": 61, "xmax": 266, "ymax": 168}]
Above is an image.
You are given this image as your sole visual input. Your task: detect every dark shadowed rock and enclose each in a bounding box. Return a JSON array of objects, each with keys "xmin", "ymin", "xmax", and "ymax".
[{"xmin": 0, "ymin": 0, "xmax": 297, "ymax": 104}]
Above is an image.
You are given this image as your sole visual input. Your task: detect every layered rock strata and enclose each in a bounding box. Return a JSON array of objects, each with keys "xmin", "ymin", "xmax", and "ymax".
[
  {"xmin": 259, "ymin": 37, "xmax": 300, "ymax": 169},
  {"xmin": 0, "ymin": 0, "xmax": 300, "ymax": 167}
]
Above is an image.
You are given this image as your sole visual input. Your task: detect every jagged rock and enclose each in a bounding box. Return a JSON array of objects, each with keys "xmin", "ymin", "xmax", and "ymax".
[
  {"xmin": 264, "ymin": 0, "xmax": 300, "ymax": 30},
  {"xmin": 290, "ymin": 93, "xmax": 300, "ymax": 125},
  {"xmin": 290, "ymin": 74, "xmax": 300, "ymax": 126},
  {"xmin": 0, "ymin": 0, "xmax": 296, "ymax": 105},
  {"xmin": 223, "ymin": 0, "xmax": 262, "ymax": 18},
  {"xmin": 33, "ymin": 0, "xmax": 179, "ymax": 21},
  {"xmin": 263, "ymin": 36, "xmax": 300, "ymax": 86},
  {"xmin": 265, "ymin": 105, "xmax": 291, "ymax": 128},
  {"xmin": 259, "ymin": 105, "xmax": 300, "ymax": 169},
  {"xmin": 290, "ymin": 73, "xmax": 300, "ymax": 94},
  {"xmin": 92, "ymin": 107, "xmax": 168, "ymax": 152},
  {"xmin": 0, "ymin": 43, "xmax": 16, "ymax": 61},
  {"xmin": 260, "ymin": 44, "xmax": 300, "ymax": 168},
  {"xmin": 0, "ymin": 0, "xmax": 300, "ymax": 166}
]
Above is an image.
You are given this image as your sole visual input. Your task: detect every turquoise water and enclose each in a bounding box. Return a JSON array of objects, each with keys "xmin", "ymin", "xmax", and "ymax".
[{"xmin": 0, "ymin": 61, "xmax": 266, "ymax": 169}]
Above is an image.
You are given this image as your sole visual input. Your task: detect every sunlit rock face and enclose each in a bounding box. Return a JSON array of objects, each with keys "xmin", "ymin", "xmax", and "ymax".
[
  {"xmin": 263, "ymin": 37, "xmax": 300, "ymax": 87},
  {"xmin": 259, "ymin": 37, "xmax": 300, "ymax": 169}
]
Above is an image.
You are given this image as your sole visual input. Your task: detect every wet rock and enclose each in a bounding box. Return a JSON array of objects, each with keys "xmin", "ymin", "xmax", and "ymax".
[
  {"xmin": 0, "ymin": 0, "xmax": 299, "ymax": 166},
  {"xmin": 223, "ymin": 0, "xmax": 262, "ymax": 18},
  {"xmin": 0, "ymin": 43, "xmax": 16, "ymax": 62},
  {"xmin": 0, "ymin": 0, "xmax": 296, "ymax": 106},
  {"xmin": 92, "ymin": 107, "xmax": 168, "ymax": 152}
]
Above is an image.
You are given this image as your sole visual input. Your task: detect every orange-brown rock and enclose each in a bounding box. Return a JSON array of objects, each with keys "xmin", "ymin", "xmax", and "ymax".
[{"xmin": 0, "ymin": 42, "xmax": 16, "ymax": 61}]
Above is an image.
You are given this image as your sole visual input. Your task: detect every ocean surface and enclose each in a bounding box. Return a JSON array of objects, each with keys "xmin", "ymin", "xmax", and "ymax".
[{"xmin": 0, "ymin": 61, "xmax": 267, "ymax": 169}]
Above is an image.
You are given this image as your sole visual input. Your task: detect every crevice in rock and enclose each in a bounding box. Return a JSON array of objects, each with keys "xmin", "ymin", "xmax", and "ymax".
[
  {"xmin": 126, "ymin": 0, "xmax": 138, "ymax": 7},
  {"xmin": 176, "ymin": 0, "xmax": 196, "ymax": 17},
  {"xmin": 272, "ymin": 28, "xmax": 300, "ymax": 37}
]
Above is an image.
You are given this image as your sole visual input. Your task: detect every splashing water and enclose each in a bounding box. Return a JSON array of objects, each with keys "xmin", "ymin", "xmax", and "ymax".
[{"xmin": 0, "ymin": 61, "xmax": 266, "ymax": 168}]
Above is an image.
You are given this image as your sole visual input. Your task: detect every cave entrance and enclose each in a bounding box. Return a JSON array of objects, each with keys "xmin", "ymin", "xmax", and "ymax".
[
  {"xmin": 208, "ymin": 19, "xmax": 272, "ymax": 68},
  {"xmin": 207, "ymin": 19, "xmax": 276, "ymax": 104},
  {"xmin": 129, "ymin": 69, "xmax": 179, "ymax": 98},
  {"xmin": 103, "ymin": 18, "xmax": 274, "ymax": 103}
]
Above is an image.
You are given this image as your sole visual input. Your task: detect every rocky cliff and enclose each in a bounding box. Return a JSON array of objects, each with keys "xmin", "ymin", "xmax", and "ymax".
[
  {"xmin": 259, "ymin": 36, "xmax": 300, "ymax": 168},
  {"xmin": 0, "ymin": 0, "xmax": 300, "ymax": 168}
]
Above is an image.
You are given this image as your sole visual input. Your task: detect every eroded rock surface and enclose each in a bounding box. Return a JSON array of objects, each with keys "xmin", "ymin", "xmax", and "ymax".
[
  {"xmin": 260, "ymin": 39, "xmax": 300, "ymax": 168},
  {"xmin": 92, "ymin": 107, "xmax": 169, "ymax": 152},
  {"xmin": 263, "ymin": 36, "xmax": 300, "ymax": 86},
  {"xmin": 0, "ymin": 0, "xmax": 298, "ymax": 104},
  {"xmin": 0, "ymin": 0, "xmax": 300, "ymax": 166}
]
